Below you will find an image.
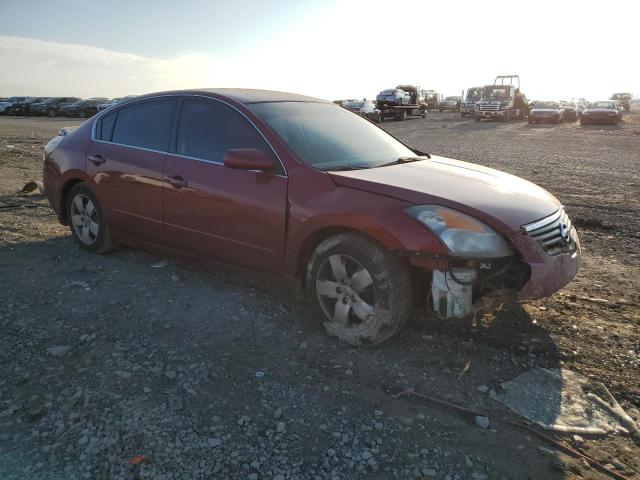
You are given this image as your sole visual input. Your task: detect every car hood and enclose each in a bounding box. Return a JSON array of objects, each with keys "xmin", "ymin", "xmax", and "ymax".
[
  {"xmin": 584, "ymin": 109, "xmax": 615, "ymax": 113},
  {"xmin": 531, "ymin": 108, "xmax": 560, "ymax": 113},
  {"xmin": 329, "ymin": 156, "xmax": 560, "ymax": 232}
]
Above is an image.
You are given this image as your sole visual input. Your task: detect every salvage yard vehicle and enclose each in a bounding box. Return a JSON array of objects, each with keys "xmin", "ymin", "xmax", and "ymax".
[
  {"xmin": 612, "ymin": 100, "xmax": 624, "ymax": 120},
  {"xmin": 376, "ymin": 88, "xmax": 411, "ymax": 106},
  {"xmin": 475, "ymin": 75, "xmax": 528, "ymax": 122},
  {"xmin": 460, "ymin": 87, "xmax": 482, "ymax": 117},
  {"xmin": 422, "ymin": 90, "xmax": 442, "ymax": 111},
  {"xmin": 610, "ymin": 92, "xmax": 631, "ymax": 112},
  {"xmin": 580, "ymin": 100, "xmax": 619, "ymax": 125},
  {"xmin": 0, "ymin": 96, "xmax": 26, "ymax": 114},
  {"xmin": 7, "ymin": 97, "xmax": 48, "ymax": 116},
  {"xmin": 30, "ymin": 97, "xmax": 80, "ymax": 117},
  {"xmin": 59, "ymin": 98, "xmax": 108, "ymax": 118},
  {"xmin": 43, "ymin": 89, "xmax": 581, "ymax": 346},
  {"xmin": 559, "ymin": 101, "xmax": 578, "ymax": 121},
  {"xmin": 376, "ymin": 85, "xmax": 427, "ymax": 121},
  {"xmin": 528, "ymin": 101, "xmax": 565, "ymax": 124},
  {"xmin": 342, "ymin": 99, "xmax": 381, "ymax": 123},
  {"xmin": 439, "ymin": 96, "xmax": 461, "ymax": 112}
]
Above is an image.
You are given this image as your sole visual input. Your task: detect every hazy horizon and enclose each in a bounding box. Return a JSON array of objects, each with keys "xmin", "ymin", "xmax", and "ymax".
[{"xmin": 1, "ymin": 0, "xmax": 638, "ymax": 102}]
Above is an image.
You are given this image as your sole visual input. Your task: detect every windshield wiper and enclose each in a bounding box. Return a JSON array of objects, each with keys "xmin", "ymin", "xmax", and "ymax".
[
  {"xmin": 332, "ymin": 165, "xmax": 369, "ymax": 171},
  {"xmin": 376, "ymin": 156, "xmax": 428, "ymax": 168}
]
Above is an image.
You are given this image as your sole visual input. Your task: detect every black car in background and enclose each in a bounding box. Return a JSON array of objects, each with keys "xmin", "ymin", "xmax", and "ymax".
[
  {"xmin": 59, "ymin": 98, "xmax": 108, "ymax": 118},
  {"xmin": 342, "ymin": 99, "xmax": 382, "ymax": 123},
  {"xmin": 30, "ymin": 97, "xmax": 80, "ymax": 117},
  {"xmin": 8, "ymin": 97, "xmax": 48, "ymax": 116}
]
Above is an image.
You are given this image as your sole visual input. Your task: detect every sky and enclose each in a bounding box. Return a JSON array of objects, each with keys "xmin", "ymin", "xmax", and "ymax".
[{"xmin": 0, "ymin": 0, "xmax": 638, "ymax": 101}]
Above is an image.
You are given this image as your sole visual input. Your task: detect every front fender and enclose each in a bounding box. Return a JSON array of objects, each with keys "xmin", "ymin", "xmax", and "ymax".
[{"xmin": 283, "ymin": 182, "xmax": 447, "ymax": 277}]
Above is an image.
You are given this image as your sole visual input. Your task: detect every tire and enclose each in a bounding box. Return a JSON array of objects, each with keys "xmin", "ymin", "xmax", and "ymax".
[
  {"xmin": 475, "ymin": 115, "xmax": 480, "ymax": 122},
  {"xmin": 375, "ymin": 112, "xmax": 381, "ymax": 123},
  {"xmin": 79, "ymin": 110, "xmax": 86, "ymax": 118},
  {"xmin": 460, "ymin": 112, "xmax": 465, "ymax": 118},
  {"xmin": 67, "ymin": 183, "xmax": 115, "ymax": 254},
  {"xmin": 48, "ymin": 108, "xmax": 56, "ymax": 117},
  {"xmin": 306, "ymin": 233, "xmax": 412, "ymax": 346}
]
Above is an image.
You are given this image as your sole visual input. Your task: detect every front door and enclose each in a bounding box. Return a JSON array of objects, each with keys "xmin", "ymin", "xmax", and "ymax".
[{"xmin": 162, "ymin": 98, "xmax": 288, "ymax": 275}]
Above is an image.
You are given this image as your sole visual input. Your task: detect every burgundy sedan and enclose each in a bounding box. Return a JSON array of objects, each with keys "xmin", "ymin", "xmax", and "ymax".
[
  {"xmin": 580, "ymin": 101, "xmax": 620, "ymax": 125},
  {"xmin": 43, "ymin": 89, "xmax": 581, "ymax": 346}
]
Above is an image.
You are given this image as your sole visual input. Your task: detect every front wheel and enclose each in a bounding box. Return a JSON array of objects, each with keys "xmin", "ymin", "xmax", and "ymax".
[
  {"xmin": 67, "ymin": 183, "xmax": 115, "ymax": 253},
  {"xmin": 306, "ymin": 233, "xmax": 412, "ymax": 346}
]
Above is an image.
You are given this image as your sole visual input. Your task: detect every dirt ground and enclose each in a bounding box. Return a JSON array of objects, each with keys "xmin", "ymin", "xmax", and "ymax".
[{"xmin": 0, "ymin": 109, "xmax": 639, "ymax": 480}]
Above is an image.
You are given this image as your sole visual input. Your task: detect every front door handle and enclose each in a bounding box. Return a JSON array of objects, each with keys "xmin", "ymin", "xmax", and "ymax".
[
  {"xmin": 88, "ymin": 154, "xmax": 105, "ymax": 165},
  {"xmin": 166, "ymin": 175, "xmax": 187, "ymax": 188}
]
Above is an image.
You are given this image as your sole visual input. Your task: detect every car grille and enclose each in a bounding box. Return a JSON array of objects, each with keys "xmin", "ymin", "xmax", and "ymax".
[
  {"xmin": 479, "ymin": 103, "xmax": 500, "ymax": 111},
  {"xmin": 522, "ymin": 207, "xmax": 577, "ymax": 256}
]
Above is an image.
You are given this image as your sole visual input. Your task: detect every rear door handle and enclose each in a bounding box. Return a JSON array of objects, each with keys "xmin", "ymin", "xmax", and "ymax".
[
  {"xmin": 88, "ymin": 154, "xmax": 105, "ymax": 165},
  {"xmin": 166, "ymin": 175, "xmax": 187, "ymax": 188}
]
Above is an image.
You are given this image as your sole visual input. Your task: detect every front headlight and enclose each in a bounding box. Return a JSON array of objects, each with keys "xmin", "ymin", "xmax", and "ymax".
[{"xmin": 405, "ymin": 205, "xmax": 513, "ymax": 258}]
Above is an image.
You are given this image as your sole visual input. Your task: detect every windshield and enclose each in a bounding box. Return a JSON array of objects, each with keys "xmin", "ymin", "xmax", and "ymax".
[
  {"xmin": 466, "ymin": 88, "xmax": 482, "ymax": 100},
  {"xmin": 71, "ymin": 100, "xmax": 88, "ymax": 106},
  {"xmin": 588, "ymin": 101, "xmax": 614, "ymax": 109},
  {"xmin": 41, "ymin": 97, "xmax": 58, "ymax": 104},
  {"xmin": 444, "ymin": 97, "xmax": 459, "ymax": 101},
  {"xmin": 344, "ymin": 101, "xmax": 364, "ymax": 108},
  {"xmin": 483, "ymin": 87, "xmax": 510, "ymax": 99},
  {"xmin": 534, "ymin": 102, "xmax": 560, "ymax": 109},
  {"xmin": 248, "ymin": 102, "xmax": 415, "ymax": 170}
]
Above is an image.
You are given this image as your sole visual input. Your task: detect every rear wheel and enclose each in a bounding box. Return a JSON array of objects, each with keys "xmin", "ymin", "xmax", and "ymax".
[
  {"xmin": 306, "ymin": 233, "xmax": 412, "ymax": 346},
  {"xmin": 67, "ymin": 183, "xmax": 115, "ymax": 253}
]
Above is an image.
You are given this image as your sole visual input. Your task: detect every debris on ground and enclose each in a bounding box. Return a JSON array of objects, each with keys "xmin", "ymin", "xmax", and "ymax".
[{"xmin": 492, "ymin": 368, "xmax": 637, "ymax": 436}]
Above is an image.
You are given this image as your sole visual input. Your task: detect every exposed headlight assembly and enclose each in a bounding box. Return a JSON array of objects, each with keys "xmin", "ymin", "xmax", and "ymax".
[{"xmin": 405, "ymin": 205, "xmax": 513, "ymax": 258}]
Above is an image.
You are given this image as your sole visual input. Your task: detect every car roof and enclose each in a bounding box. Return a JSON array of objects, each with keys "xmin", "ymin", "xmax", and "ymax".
[{"xmin": 132, "ymin": 88, "xmax": 328, "ymax": 105}]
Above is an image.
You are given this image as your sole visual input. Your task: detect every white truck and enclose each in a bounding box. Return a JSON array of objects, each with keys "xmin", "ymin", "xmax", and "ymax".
[{"xmin": 474, "ymin": 75, "xmax": 529, "ymax": 122}]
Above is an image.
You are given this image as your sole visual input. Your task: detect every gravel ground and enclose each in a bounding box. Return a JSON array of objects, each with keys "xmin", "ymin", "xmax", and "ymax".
[{"xmin": 0, "ymin": 110, "xmax": 639, "ymax": 480}]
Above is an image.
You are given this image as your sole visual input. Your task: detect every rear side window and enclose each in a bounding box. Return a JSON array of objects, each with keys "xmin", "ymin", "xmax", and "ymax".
[
  {"xmin": 112, "ymin": 99, "xmax": 176, "ymax": 151},
  {"xmin": 97, "ymin": 111, "xmax": 116, "ymax": 141},
  {"xmin": 176, "ymin": 99, "xmax": 277, "ymax": 169}
]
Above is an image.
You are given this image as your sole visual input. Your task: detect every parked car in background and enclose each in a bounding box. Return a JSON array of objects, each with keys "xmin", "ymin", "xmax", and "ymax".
[
  {"xmin": 59, "ymin": 98, "xmax": 108, "ymax": 118},
  {"xmin": 30, "ymin": 97, "xmax": 81, "ymax": 117},
  {"xmin": 7, "ymin": 97, "xmax": 48, "ymax": 116},
  {"xmin": 559, "ymin": 101, "xmax": 578, "ymax": 121},
  {"xmin": 610, "ymin": 93, "xmax": 631, "ymax": 112},
  {"xmin": 376, "ymin": 88, "xmax": 410, "ymax": 107},
  {"xmin": 528, "ymin": 101, "xmax": 565, "ymax": 124},
  {"xmin": 343, "ymin": 99, "xmax": 381, "ymax": 123},
  {"xmin": 0, "ymin": 97, "xmax": 26, "ymax": 114},
  {"xmin": 580, "ymin": 101, "xmax": 619, "ymax": 125},
  {"xmin": 439, "ymin": 96, "xmax": 461, "ymax": 112},
  {"xmin": 97, "ymin": 96, "xmax": 137, "ymax": 111},
  {"xmin": 43, "ymin": 88, "xmax": 580, "ymax": 346},
  {"xmin": 460, "ymin": 87, "xmax": 483, "ymax": 117}
]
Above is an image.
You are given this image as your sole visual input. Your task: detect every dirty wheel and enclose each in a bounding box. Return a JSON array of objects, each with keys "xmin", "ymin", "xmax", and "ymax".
[
  {"xmin": 67, "ymin": 183, "xmax": 115, "ymax": 253},
  {"xmin": 306, "ymin": 233, "xmax": 412, "ymax": 346}
]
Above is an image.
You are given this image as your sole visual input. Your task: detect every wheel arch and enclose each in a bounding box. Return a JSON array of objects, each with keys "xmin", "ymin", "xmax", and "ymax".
[{"xmin": 59, "ymin": 177, "xmax": 88, "ymax": 225}]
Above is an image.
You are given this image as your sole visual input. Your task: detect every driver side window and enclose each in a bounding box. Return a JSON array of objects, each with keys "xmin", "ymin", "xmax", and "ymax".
[{"xmin": 176, "ymin": 99, "xmax": 281, "ymax": 173}]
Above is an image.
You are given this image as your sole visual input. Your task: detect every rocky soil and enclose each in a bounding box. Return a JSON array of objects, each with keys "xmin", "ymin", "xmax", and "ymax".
[{"xmin": 0, "ymin": 110, "xmax": 639, "ymax": 479}]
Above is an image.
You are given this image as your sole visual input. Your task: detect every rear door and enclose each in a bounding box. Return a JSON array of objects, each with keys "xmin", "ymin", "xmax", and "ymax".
[
  {"xmin": 162, "ymin": 97, "xmax": 288, "ymax": 275},
  {"xmin": 87, "ymin": 98, "xmax": 177, "ymax": 245}
]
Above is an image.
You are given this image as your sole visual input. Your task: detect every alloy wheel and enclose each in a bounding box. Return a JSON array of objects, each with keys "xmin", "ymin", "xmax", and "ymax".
[
  {"xmin": 315, "ymin": 254, "xmax": 376, "ymax": 329},
  {"xmin": 70, "ymin": 194, "xmax": 99, "ymax": 245}
]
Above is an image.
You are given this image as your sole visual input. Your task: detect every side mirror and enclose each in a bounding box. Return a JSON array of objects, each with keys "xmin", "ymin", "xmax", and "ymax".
[{"xmin": 223, "ymin": 148, "xmax": 275, "ymax": 172}]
